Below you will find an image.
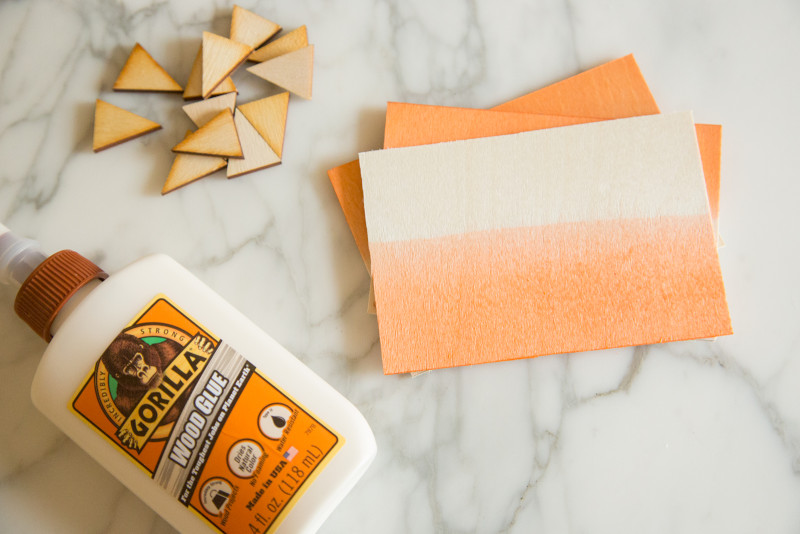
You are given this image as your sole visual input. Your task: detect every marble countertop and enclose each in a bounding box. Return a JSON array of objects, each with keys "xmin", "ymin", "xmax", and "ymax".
[{"xmin": 2, "ymin": 0, "xmax": 800, "ymax": 532}]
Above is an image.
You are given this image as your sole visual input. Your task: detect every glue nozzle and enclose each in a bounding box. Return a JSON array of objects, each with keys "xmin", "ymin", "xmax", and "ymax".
[{"xmin": 0, "ymin": 223, "xmax": 47, "ymax": 287}]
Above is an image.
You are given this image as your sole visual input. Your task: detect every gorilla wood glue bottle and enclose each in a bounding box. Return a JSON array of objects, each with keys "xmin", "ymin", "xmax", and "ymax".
[{"xmin": 0, "ymin": 223, "xmax": 376, "ymax": 533}]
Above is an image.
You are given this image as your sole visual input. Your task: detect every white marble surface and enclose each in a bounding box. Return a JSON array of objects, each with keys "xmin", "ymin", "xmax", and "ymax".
[{"xmin": 1, "ymin": 0, "xmax": 799, "ymax": 532}]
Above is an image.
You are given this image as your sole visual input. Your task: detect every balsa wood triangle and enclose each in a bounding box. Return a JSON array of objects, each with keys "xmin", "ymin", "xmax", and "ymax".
[
  {"xmin": 183, "ymin": 44, "xmax": 237, "ymax": 100},
  {"xmin": 248, "ymin": 25, "xmax": 308, "ymax": 62},
  {"xmin": 201, "ymin": 32, "xmax": 253, "ymax": 99},
  {"xmin": 230, "ymin": 5, "xmax": 281, "ymax": 48},
  {"xmin": 172, "ymin": 109, "xmax": 242, "ymax": 158},
  {"xmin": 228, "ymin": 110, "xmax": 281, "ymax": 178},
  {"xmin": 247, "ymin": 45, "xmax": 313, "ymax": 99},
  {"xmin": 93, "ymin": 99, "xmax": 161, "ymax": 152},
  {"xmin": 113, "ymin": 43, "xmax": 183, "ymax": 92},
  {"xmin": 162, "ymin": 131, "xmax": 227, "ymax": 194},
  {"xmin": 238, "ymin": 92, "xmax": 289, "ymax": 158},
  {"xmin": 183, "ymin": 93, "xmax": 237, "ymax": 128}
]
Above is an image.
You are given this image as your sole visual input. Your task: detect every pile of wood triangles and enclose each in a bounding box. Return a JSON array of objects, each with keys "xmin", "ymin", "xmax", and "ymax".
[{"xmin": 91, "ymin": 5, "xmax": 314, "ymax": 194}]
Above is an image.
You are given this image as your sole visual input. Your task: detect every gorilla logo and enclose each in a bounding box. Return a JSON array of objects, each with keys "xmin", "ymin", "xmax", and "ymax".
[{"xmin": 100, "ymin": 332, "xmax": 187, "ymax": 424}]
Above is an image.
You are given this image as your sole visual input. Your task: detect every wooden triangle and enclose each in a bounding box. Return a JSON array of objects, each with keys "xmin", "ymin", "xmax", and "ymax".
[
  {"xmin": 228, "ymin": 110, "xmax": 280, "ymax": 178},
  {"xmin": 248, "ymin": 26, "xmax": 308, "ymax": 62},
  {"xmin": 93, "ymin": 99, "xmax": 161, "ymax": 152},
  {"xmin": 230, "ymin": 5, "xmax": 281, "ymax": 48},
  {"xmin": 202, "ymin": 32, "xmax": 253, "ymax": 99},
  {"xmin": 183, "ymin": 93, "xmax": 237, "ymax": 128},
  {"xmin": 113, "ymin": 43, "xmax": 183, "ymax": 92},
  {"xmin": 183, "ymin": 44, "xmax": 237, "ymax": 100},
  {"xmin": 172, "ymin": 109, "xmax": 242, "ymax": 158},
  {"xmin": 247, "ymin": 45, "xmax": 313, "ymax": 99},
  {"xmin": 162, "ymin": 131, "xmax": 227, "ymax": 194},
  {"xmin": 238, "ymin": 92, "xmax": 289, "ymax": 158}
]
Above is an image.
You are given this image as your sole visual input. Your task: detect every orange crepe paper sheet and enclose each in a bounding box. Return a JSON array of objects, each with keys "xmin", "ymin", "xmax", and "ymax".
[
  {"xmin": 327, "ymin": 55, "xmax": 722, "ymax": 277},
  {"xmin": 491, "ymin": 54, "xmax": 660, "ymax": 118},
  {"xmin": 359, "ymin": 113, "xmax": 732, "ymax": 373},
  {"xmin": 329, "ymin": 159, "xmax": 371, "ymax": 272},
  {"xmin": 382, "ymin": 105, "xmax": 597, "ymax": 148},
  {"xmin": 695, "ymin": 124, "xmax": 722, "ymax": 222}
]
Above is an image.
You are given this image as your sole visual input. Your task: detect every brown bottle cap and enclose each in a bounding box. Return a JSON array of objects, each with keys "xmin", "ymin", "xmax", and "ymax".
[{"xmin": 14, "ymin": 250, "xmax": 108, "ymax": 341}]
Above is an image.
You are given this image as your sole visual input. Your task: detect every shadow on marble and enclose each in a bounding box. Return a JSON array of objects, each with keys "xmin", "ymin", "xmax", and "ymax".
[
  {"xmin": 357, "ymin": 107, "xmax": 388, "ymax": 151},
  {"xmin": 72, "ymin": 101, "xmax": 96, "ymax": 154}
]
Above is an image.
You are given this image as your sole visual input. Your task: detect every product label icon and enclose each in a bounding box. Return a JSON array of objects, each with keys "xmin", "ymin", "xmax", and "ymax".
[
  {"xmin": 258, "ymin": 404, "xmax": 293, "ymax": 440},
  {"xmin": 228, "ymin": 440, "xmax": 264, "ymax": 478},
  {"xmin": 200, "ymin": 478, "xmax": 234, "ymax": 516}
]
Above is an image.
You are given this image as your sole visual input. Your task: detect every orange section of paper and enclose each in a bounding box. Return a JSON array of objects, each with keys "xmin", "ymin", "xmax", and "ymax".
[
  {"xmin": 327, "ymin": 160, "xmax": 366, "ymax": 260},
  {"xmin": 371, "ymin": 215, "xmax": 731, "ymax": 373},
  {"xmin": 328, "ymin": 55, "xmax": 723, "ymax": 276},
  {"xmin": 695, "ymin": 124, "xmax": 722, "ymax": 222},
  {"xmin": 491, "ymin": 54, "xmax": 660, "ymax": 118},
  {"xmin": 383, "ymin": 104, "xmax": 597, "ymax": 148},
  {"xmin": 328, "ymin": 159, "xmax": 371, "ymax": 272}
]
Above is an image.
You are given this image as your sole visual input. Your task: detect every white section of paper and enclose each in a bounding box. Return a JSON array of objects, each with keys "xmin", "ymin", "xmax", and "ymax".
[{"xmin": 359, "ymin": 112, "xmax": 706, "ymax": 243}]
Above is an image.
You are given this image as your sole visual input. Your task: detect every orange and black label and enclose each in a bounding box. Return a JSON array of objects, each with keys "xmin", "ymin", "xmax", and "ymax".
[{"xmin": 71, "ymin": 295, "xmax": 342, "ymax": 533}]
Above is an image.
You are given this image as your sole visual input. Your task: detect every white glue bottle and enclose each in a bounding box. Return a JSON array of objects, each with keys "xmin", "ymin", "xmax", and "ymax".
[{"xmin": 0, "ymin": 223, "xmax": 376, "ymax": 533}]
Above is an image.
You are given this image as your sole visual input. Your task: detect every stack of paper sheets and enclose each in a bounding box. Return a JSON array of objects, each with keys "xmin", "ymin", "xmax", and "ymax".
[{"xmin": 328, "ymin": 55, "xmax": 732, "ymax": 374}]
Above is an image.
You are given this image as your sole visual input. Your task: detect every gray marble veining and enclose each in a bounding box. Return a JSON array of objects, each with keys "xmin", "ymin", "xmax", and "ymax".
[{"xmin": 1, "ymin": 0, "xmax": 799, "ymax": 532}]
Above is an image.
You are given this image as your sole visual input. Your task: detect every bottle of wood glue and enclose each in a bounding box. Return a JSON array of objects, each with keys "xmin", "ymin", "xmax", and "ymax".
[{"xmin": 0, "ymin": 223, "xmax": 376, "ymax": 533}]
